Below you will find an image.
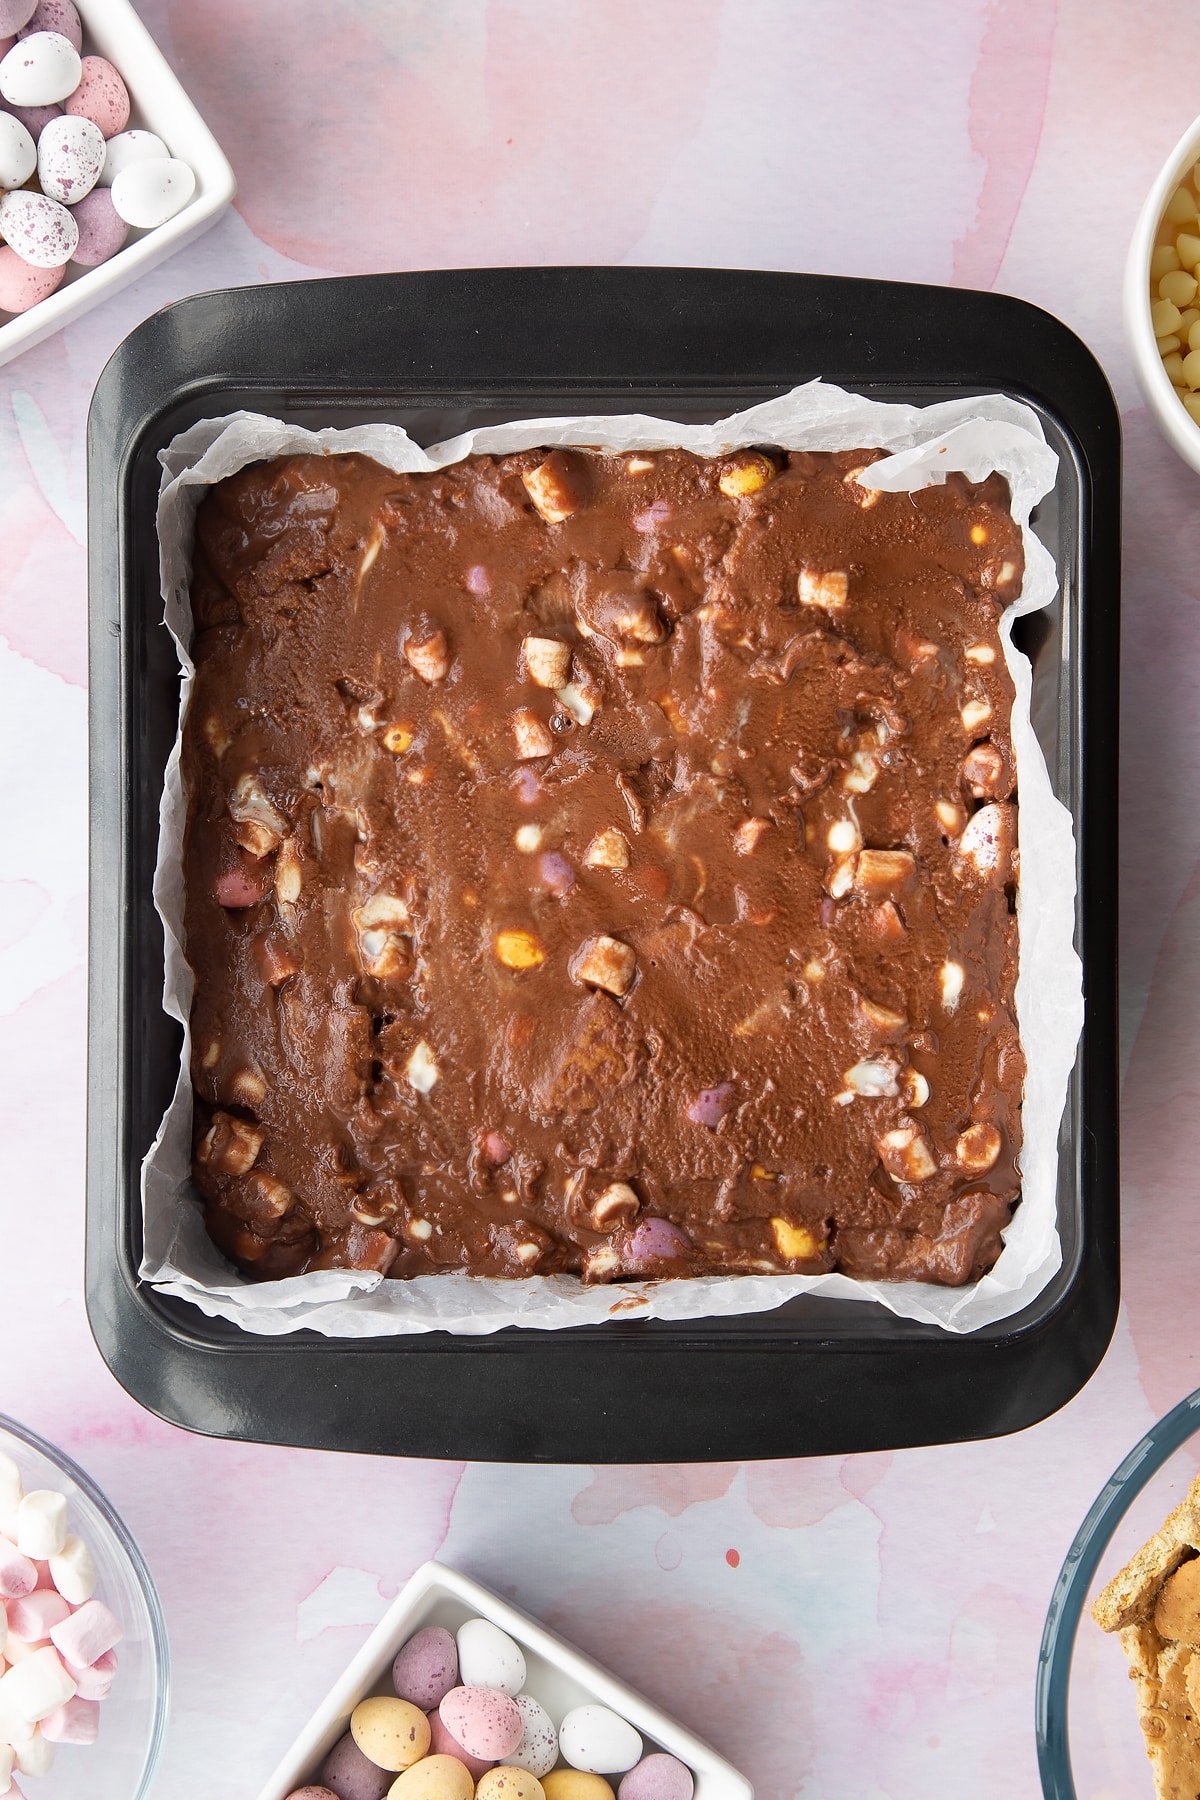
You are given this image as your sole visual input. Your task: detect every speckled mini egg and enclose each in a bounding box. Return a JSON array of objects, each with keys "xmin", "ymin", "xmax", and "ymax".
[
  {"xmin": 350, "ymin": 1698, "xmax": 432, "ymax": 1774},
  {"xmin": 456, "ymin": 1619, "xmax": 526, "ymax": 1697},
  {"xmin": 439, "ymin": 1687, "xmax": 523, "ymax": 1762},
  {"xmin": 428, "ymin": 1704, "xmax": 496, "ymax": 1780},
  {"xmin": 558, "ymin": 1708, "xmax": 643, "ymax": 1777},
  {"xmin": 110, "ymin": 155, "xmax": 195, "ymax": 229},
  {"xmin": 541, "ymin": 1776, "xmax": 616, "ymax": 1800},
  {"xmin": 392, "ymin": 1625, "xmax": 459, "ymax": 1710},
  {"xmin": 387, "ymin": 1754, "xmax": 475, "ymax": 1800},
  {"xmin": 319, "ymin": 1731, "xmax": 392, "ymax": 1800},
  {"xmin": 0, "ymin": 243, "xmax": 62, "ymax": 311},
  {"xmin": 499, "ymin": 1695, "xmax": 558, "ymax": 1779},
  {"xmin": 476, "ymin": 1771, "xmax": 545, "ymax": 1800},
  {"xmin": 64, "ymin": 53, "xmax": 128, "ymax": 136},
  {"xmin": 0, "ymin": 107, "xmax": 34, "ymax": 184},
  {"xmin": 0, "ymin": 0, "xmax": 35, "ymax": 34},
  {"xmin": 69, "ymin": 186, "xmax": 127, "ymax": 265},
  {"xmin": 17, "ymin": 0, "xmax": 80, "ymax": 51},
  {"xmin": 37, "ymin": 111, "xmax": 103, "ymax": 203},
  {"xmin": 0, "ymin": 187, "xmax": 76, "ymax": 266},
  {"xmin": 99, "ymin": 127, "xmax": 166, "ymax": 186},
  {"xmin": 617, "ymin": 1756, "xmax": 694, "ymax": 1800},
  {"xmin": 0, "ymin": 29, "xmax": 80, "ymax": 105}
]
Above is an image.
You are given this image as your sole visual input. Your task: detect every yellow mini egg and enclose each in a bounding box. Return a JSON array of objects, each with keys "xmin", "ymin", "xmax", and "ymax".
[
  {"xmin": 389, "ymin": 1754, "xmax": 476, "ymax": 1800},
  {"xmin": 350, "ymin": 1696, "xmax": 431, "ymax": 1772},
  {"xmin": 542, "ymin": 1775, "xmax": 616, "ymax": 1800},
  {"xmin": 476, "ymin": 1772, "xmax": 546, "ymax": 1800}
]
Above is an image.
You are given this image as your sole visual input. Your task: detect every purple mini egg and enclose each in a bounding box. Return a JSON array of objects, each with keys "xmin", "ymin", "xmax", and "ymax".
[
  {"xmin": 427, "ymin": 1707, "xmax": 495, "ymax": 1781},
  {"xmin": 0, "ymin": 0, "xmax": 35, "ymax": 34},
  {"xmin": 284, "ymin": 1790, "xmax": 341, "ymax": 1800},
  {"xmin": 392, "ymin": 1625, "xmax": 458, "ymax": 1711},
  {"xmin": 686, "ymin": 1082, "xmax": 735, "ymax": 1128},
  {"xmin": 622, "ymin": 1217, "xmax": 691, "ymax": 1268},
  {"xmin": 439, "ymin": 1686, "xmax": 523, "ymax": 1762},
  {"xmin": 0, "ymin": 243, "xmax": 62, "ymax": 311},
  {"xmin": 317, "ymin": 1731, "xmax": 391, "ymax": 1800},
  {"xmin": 618, "ymin": 1754, "xmax": 696, "ymax": 1800},
  {"xmin": 17, "ymin": 0, "xmax": 80, "ymax": 51},
  {"xmin": 0, "ymin": 36, "xmax": 13, "ymax": 55},
  {"xmin": 69, "ymin": 186, "xmax": 126, "ymax": 265},
  {"xmin": 3, "ymin": 96, "xmax": 57, "ymax": 135},
  {"xmin": 63, "ymin": 53, "xmax": 128, "ymax": 136}
]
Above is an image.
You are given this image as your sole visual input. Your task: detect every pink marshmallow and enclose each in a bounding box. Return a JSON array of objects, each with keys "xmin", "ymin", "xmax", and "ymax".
[
  {"xmin": 6, "ymin": 1590, "xmax": 69, "ymax": 1643},
  {"xmin": 64, "ymin": 1646, "xmax": 116, "ymax": 1700},
  {"xmin": 40, "ymin": 1695, "xmax": 99, "ymax": 1744},
  {"xmin": 0, "ymin": 1543, "xmax": 37, "ymax": 1600},
  {"xmin": 49, "ymin": 1600, "xmax": 121, "ymax": 1668}
]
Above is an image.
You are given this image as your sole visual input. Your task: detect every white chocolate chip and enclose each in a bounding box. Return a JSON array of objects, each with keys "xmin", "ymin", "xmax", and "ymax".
[
  {"xmin": 827, "ymin": 819, "xmax": 862, "ymax": 854},
  {"xmin": 584, "ymin": 1243, "xmax": 621, "ymax": 1279},
  {"xmin": 936, "ymin": 798, "xmax": 966, "ymax": 834},
  {"xmin": 405, "ymin": 1040, "xmax": 439, "ymax": 1093},
  {"xmin": 515, "ymin": 824, "xmax": 543, "ymax": 853},
  {"xmin": 939, "ymin": 960, "xmax": 965, "ymax": 1012},
  {"xmin": 798, "ymin": 567, "xmax": 849, "ymax": 610},
  {"xmin": 827, "ymin": 856, "xmax": 856, "ymax": 899},
  {"xmin": 515, "ymin": 1242, "xmax": 543, "ymax": 1267},
  {"xmin": 626, "ymin": 454, "xmax": 656, "ymax": 475},
  {"xmin": 965, "ymin": 643, "xmax": 996, "ymax": 665},
  {"xmin": 408, "ymin": 1217, "xmax": 433, "ymax": 1242},
  {"xmin": 961, "ymin": 698, "xmax": 993, "ymax": 732},
  {"xmin": 844, "ymin": 1058, "xmax": 901, "ymax": 1098},
  {"xmin": 844, "ymin": 751, "xmax": 879, "ymax": 793},
  {"xmin": 903, "ymin": 1069, "xmax": 930, "ymax": 1109}
]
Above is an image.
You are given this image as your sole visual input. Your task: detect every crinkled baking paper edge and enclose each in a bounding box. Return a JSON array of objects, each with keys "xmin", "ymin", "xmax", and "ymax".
[{"xmin": 141, "ymin": 382, "xmax": 1080, "ymax": 1336}]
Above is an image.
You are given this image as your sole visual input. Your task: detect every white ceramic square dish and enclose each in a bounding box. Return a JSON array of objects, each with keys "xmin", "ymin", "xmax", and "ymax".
[
  {"xmin": 255, "ymin": 1562, "xmax": 754, "ymax": 1800},
  {"xmin": 0, "ymin": 0, "xmax": 234, "ymax": 367}
]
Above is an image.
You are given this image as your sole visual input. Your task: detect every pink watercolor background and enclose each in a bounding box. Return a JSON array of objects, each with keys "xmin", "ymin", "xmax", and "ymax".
[{"xmin": 0, "ymin": 1, "xmax": 1191, "ymax": 1794}]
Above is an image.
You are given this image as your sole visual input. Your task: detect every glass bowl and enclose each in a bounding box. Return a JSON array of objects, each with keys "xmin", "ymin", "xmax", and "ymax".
[
  {"xmin": 1037, "ymin": 1387, "xmax": 1200, "ymax": 1797},
  {"xmin": 0, "ymin": 1414, "xmax": 169, "ymax": 1800}
]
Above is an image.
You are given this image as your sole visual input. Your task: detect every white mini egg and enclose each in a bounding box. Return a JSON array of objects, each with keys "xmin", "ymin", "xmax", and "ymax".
[
  {"xmin": 99, "ymin": 128, "xmax": 167, "ymax": 188},
  {"xmin": 499, "ymin": 1694, "xmax": 559, "ymax": 1778},
  {"xmin": 37, "ymin": 112, "xmax": 103, "ymax": 204},
  {"xmin": 0, "ymin": 29, "xmax": 80, "ymax": 105},
  {"xmin": 0, "ymin": 110, "xmax": 35, "ymax": 186},
  {"xmin": 455, "ymin": 1617, "xmax": 526, "ymax": 1696},
  {"xmin": 558, "ymin": 1704, "xmax": 643, "ymax": 1776},
  {"xmin": 0, "ymin": 187, "xmax": 76, "ymax": 266},
  {"xmin": 110, "ymin": 155, "xmax": 195, "ymax": 229}
]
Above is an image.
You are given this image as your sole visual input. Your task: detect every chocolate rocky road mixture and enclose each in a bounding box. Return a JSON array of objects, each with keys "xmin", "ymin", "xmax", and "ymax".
[{"xmin": 182, "ymin": 443, "xmax": 1025, "ymax": 1288}]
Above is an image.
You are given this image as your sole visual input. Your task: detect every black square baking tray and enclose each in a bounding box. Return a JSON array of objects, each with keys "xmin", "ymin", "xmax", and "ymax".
[{"xmin": 85, "ymin": 267, "xmax": 1120, "ymax": 1462}]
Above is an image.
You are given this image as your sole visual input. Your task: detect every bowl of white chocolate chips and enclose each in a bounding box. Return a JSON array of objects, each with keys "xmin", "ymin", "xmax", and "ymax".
[{"xmin": 1126, "ymin": 111, "xmax": 1200, "ymax": 472}]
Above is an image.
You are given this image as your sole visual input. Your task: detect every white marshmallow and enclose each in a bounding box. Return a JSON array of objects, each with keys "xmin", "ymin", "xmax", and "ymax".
[
  {"xmin": 48, "ymin": 1536, "xmax": 95, "ymax": 1607},
  {"xmin": 0, "ymin": 1741, "xmax": 12, "ymax": 1796},
  {"xmin": 15, "ymin": 1492, "xmax": 67, "ymax": 1561},
  {"xmin": 0, "ymin": 1453, "xmax": 22, "ymax": 1518},
  {"xmin": 13, "ymin": 1726, "xmax": 54, "ymax": 1776},
  {"xmin": 0, "ymin": 1644, "xmax": 76, "ymax": 1723},
  {"xmin": 0, "ymin": 1599, "xmax": 6, "ymax": 1657}
]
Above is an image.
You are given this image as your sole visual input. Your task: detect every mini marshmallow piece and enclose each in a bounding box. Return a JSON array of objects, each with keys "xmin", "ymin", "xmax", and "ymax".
[
  {"xmin": 40, "ymin": 1695, "xmax": 98, "ymax": 1744},
  {"xmin": 0, "ymin": 1645, "xmax": 76, "ymax": 1722},
  {"xmin": 65, "ymin": 1646, "xmax": 115, "ymax": 1701},
  {"xmin": 11, "ymin": 1728, "xmax": 53, "ymax": 1776},
  {"xmin": 14, "ymin": 1492, "xmax": 67, "ymax": 1561},
  {"xmin": 6, "ymin": 1590, "xmax": 68, "ymax": 1642},
  {"xmin": 0, "ymin": 1544, "xmax": 36, "ymax": 1602},
  {"xmin": 49, "ymin": 1599, "xmax": 121, "ymax": 1669},
  {"xmin": 0, "ymin": 1456, "xmax": 22, "ymax": 1518},
  {"xmin": 0, "ymin": 1599, "xmax": 6, "ymax": 1655},
  {"xmin": 0, "ymin": 1742, "xmax": 12, "ymax": 1796},
  {"xmin": 48, "ymin": 1536, "xmax": 95, "ymax": 1606}
]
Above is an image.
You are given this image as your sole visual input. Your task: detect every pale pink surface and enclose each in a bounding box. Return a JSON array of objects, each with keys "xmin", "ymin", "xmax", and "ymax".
[{"xmin": 0, "ymin": 2, "xmax": 1187, "ymax": 1795}]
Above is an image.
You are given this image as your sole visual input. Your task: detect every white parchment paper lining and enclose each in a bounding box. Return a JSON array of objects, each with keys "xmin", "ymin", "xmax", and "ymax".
[{"xmin": 142, "ymin": 383, "xmax": 1081, "ymax": 1336}]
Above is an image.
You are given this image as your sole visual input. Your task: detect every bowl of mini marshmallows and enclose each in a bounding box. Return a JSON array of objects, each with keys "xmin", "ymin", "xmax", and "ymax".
[
  {"xmin": 1125, "ymin": 108, "xmax": 1200, "ymax": 473},
  {"xmin": 0, "ymin": 0, "xmax": 233, "ymax": 366},
  {"xmin": 0, "ymin": 1415, "xmax": 168, "ymax": 1800}
]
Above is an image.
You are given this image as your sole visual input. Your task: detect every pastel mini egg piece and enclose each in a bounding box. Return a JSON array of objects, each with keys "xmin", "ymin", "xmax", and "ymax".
[
  {"xmin": 558, "ymin": 1708, "xmax": 643, "ymax": 1777},
  {"xmin": 3, "ymin": 96, "xmax": 57, "ymax": 134},
  {"xmin": 476, "ymin": 1772, "xmax": 545, "ymax": 1800},
  {"xmin": 499, "ymin": 1695, "xmax": 558, "ymax": 1779},
  {"xmin": 284, "ymin": 1790, "xmax": 341, "ymax": 1800},
  {"xmin": 428, "ymin": 1704, "xmax": 496, "ymax": 1780},
  {"xmin": 392, "ymin": 1625, "xmax": 458, "ymax": 1710},
  {"xmin": 0, "ymin": 30, "xmax": 80, "ymax": 105},
  {"xmin": 110, "ymin": 155, "xmax": 194, "ymax": 229},
  {"xmin": 350, "ymin": 1697, "xmax": 431, "ymax": 1773},
  {"xmin": 64, "ymin": 54, "xmax": 128, "ymax": 136},
  {"xmin": 439, "ymin": 1687, "xmax": 523, "ymax": 1761},
  {"xmin": 318, "ymin": 1730, "xmax": 392, "ymax": 1800},
  {"xmin": 69, "ymin": 185, "xmax": 126, "ymax": 264},
  {"xmin": 0, "ymin": 108, "xmax": 34, "ymax": 184},
  {"xmin": 37, "ymin": 111, "xmax": 103, "ymax": 202},
  {"xmin": 617, "ymin": 1756, "xmax": 694, "ymax": 1800},
  {"xmin": 99, "ymin": 126, "xmax": 166, "ymax": 186},
  {"xmin": 456, "ymin": 1619, "xmax": 526, "ymax": 1697},
  {"xmin": 0, "ymin": 0, "xmax": 35, "ymax": 33},
  {"xmin": 0, "ymin": 187, "xmax": 76, "ymax": 265},
  {"xmin": 0, "ymin": 35, "xmax": 12, "ymax": 53},
  {"xmin": 541, "ymin": 1777, "xmax": 616, "ymax": 1800},
  {"xmin": 387, "ymin": 1754, "xmax": 475, "ymax": 1800},
  {"xmin": 17, "ymin": 0, "xmax": 80, "ymax": 51}
]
